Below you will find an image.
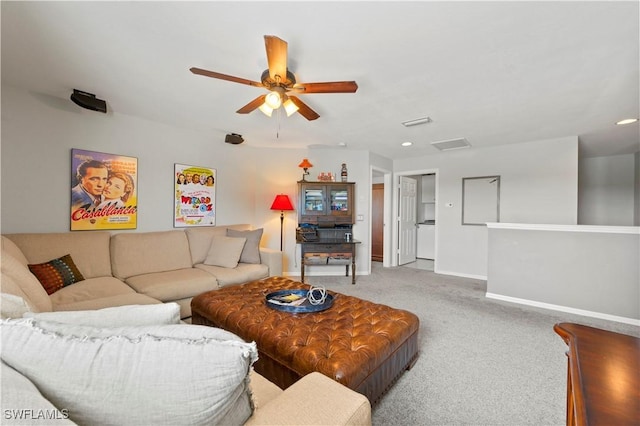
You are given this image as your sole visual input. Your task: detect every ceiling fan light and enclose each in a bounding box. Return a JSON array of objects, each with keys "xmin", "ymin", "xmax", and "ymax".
[
  {"xmin": 264, "ymin": 91, "xmax": 282, "ymax": 109},
  {"xmin": 283, "ymin": 99, "xmax": 299, "ymax": 116},
  {"xmin": 259, "ymin": 103, "xmax": 273, "ymax": 117}
]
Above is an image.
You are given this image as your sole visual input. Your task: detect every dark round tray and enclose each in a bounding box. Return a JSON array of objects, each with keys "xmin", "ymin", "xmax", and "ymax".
[{"xmin": 265, "ymin": 289, "xmax": 334, "ymax": 313}]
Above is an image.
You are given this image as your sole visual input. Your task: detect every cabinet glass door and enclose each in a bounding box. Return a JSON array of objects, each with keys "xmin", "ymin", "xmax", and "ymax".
[
  {"xmin": 303, "ymin": 188, "xmax": 325, "ymax": 215},
  {"xmin": 329, "ymin": 187, "xmax": 350, "ymax": 215}
]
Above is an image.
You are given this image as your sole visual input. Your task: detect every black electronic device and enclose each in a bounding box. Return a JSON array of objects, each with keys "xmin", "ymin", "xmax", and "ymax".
[
  {"xmin": 225, "ymin": 133, "xmax": 244, "ymax": 144},
  {"xmin": 70, "ymin": 89, "xmax": 107, "ymax": 113}
]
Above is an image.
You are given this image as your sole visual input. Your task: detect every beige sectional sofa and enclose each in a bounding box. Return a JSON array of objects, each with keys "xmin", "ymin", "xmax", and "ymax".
[
  {"xmin": 2, "ymin": 224, "xmax": 282, "ymax": 319},
  {"xmin": 0, "ymin": 305, "xmax": 371, "ymax": 426},
  {"xmin": 0, "ymin": 226, "xmax": 372, "ymax": 425}
]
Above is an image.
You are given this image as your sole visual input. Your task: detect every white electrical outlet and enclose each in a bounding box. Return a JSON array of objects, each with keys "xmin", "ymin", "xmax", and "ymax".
[{"xmin": 357, "ymin": 214, "xmax": 364, "ymax": 221}]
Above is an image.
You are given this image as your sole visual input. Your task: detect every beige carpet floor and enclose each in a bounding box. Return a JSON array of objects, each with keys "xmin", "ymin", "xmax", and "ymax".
[{"xmin": 292, "ymin": 262, "xmax": 639, "ymax": 426}]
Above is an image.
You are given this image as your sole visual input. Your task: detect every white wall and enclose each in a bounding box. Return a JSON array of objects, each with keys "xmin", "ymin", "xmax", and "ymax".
[
  {"xmin": 1, "ymin": 85, "xmax": 258, "ymax": 233},
  {"xmin": 394, "ymin": 136, "xmax": 579, "ymax": 278},
  {"xmin": 578, "ymin": 154, "xmax": 636, "ymax": 225},
  {"xmin": 5, "ymin": 84, "xmax": 630, "ymax": 281},
  {"xmin": 487, "ymin": 224, "xmax": 640, "ymax": 324},
  {"xmin": 1, "ymin": 84, "xmax": 372, "ymax": 278}
]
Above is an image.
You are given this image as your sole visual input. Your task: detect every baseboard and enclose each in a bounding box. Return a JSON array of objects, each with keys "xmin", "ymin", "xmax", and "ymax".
[
  {"xmin": 486, "ymin": 292, "xmax": 640, "ymax": 326},
  {"xmin": 282, "ymin": 270, "xmax": 371, "ymax": 277},
  {"xmin": 435, "ymin": 269, "xmax": 487, "ymax": 281}
]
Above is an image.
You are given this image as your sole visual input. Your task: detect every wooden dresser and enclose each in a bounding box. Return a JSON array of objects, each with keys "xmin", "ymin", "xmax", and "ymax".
[{"xmin": 554, "ymin": 322, "xmax": 640, "ymax": 426}]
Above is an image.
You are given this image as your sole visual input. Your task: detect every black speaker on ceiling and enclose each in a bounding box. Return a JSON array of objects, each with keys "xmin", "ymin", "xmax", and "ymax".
[
  {"xmin": 70, "ymin": 89, "xmax": 107, "ymax": 113},
  {"xmin": 225, "ymin": 133, "xmax": 244, "ymax": 145}
]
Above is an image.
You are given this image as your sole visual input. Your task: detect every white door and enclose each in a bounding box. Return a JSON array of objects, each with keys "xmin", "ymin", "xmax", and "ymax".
[{"xmin": 398, "ymin": 176, "xmax": 418, "ymax": 265}]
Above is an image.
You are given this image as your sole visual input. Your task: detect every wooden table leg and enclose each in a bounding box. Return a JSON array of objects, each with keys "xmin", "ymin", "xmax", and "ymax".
[
  {"xmin": 301, "ymin": 256, "xmax": 305, "ymax": 283},
  {"xmin": 351, "ymin": 256, "xmax": 356, "ymax": 285}
]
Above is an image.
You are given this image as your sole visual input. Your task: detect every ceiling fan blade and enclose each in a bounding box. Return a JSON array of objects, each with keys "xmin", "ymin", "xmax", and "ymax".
[
  {"xmin": 292, "ymin": 81, "xmax": 358, "ymax": 94},
  {"xmin": 236, "ymin": 95, "xmax": 266, "ymax": 114},
  {"xmin": 264, "ymin": 35, "xmax": 288, "ymax": 82},
  {"xmin": 288, "ymin": 96, "xmax": 320, "ymax": 121},
  {"xmin": 190, "ymin": 67, "xmax": 263, "ymax": 88}
]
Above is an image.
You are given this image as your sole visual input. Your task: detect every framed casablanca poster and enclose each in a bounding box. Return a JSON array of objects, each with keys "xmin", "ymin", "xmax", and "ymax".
[
  {"xmin": 174, "ymin": 163, "xmax": 216, "ymax": 227},
  {"xmin": 70, "ymin": 149, "xmax": 138, "ymax": 231}
]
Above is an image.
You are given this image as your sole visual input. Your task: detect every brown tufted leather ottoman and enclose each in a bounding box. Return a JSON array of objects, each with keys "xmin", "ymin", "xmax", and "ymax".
[{"xmin": 191, "ymin": 276, "xmax": 419, "ymax": 405}]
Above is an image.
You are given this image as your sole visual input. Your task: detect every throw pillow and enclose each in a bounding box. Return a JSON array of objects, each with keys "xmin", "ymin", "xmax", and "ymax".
[
  {"xmin": 27, "ymin": 254, "xmax": 84, "ymax": 295},
  {"xmin": 227, "ymin": 228, "xmax": 263, "ymax": 264},
  {"xmin": 1, "ymin": 319, "xmax": 257, "ymax": 426},
  {"xmin": 204, "ymin": 236, "xmax": 246, "ymax": 268},
  {"xmin": 1, "ymin": 361, "xmax": 75, "ymax": 425},
  {"xmin": 23, "ymin": 303, "xmax": 181, "ymax": 327},
  {"xmin": 0, "ymin": 293, "xmax": 32, "ymax": 319},
  {"xmin": 1, "ymin": 251, "xmax": 52, "ymax": 313}
]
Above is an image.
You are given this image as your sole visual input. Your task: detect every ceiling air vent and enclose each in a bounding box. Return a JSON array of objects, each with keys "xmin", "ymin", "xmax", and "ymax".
[{"xmin": 431, "ymin": 137, "xmax": 471, "ymax": 151}]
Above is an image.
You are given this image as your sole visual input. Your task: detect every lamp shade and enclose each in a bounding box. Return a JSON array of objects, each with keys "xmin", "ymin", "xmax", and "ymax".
[
  {"xmin": 264, "ymin": 91, "xmax": 282, "ymax": 109},
  {"xmin": 270, "ymin": 194, "xmax": 294, "ymax": 211},
  {"xmin": 298, "ymin": 158, "xmax": 313, "ymax": 169},
  {"xmin": 283, "ymin": 98, "xmax": 299, "ymax": 117}
]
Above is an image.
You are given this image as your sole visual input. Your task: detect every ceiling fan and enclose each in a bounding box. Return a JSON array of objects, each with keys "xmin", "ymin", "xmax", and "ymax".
[{"xmin": 190, "ymin": 35, "xmax": 358, "ymax": 121}]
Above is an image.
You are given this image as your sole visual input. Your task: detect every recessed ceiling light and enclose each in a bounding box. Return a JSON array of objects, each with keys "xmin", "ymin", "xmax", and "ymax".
[
  {"xmin": 616, "ymin": 118, "xmax": 638, "ymax": 125},
  {"xmin": 401, "ymin": 117, "xmax": 432, "ymax": 127},
  {"xmin": 401, "ymin": 142, "xmax": 413, "ymax": 147}
]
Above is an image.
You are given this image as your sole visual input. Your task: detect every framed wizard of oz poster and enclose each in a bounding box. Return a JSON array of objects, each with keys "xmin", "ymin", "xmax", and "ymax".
[
  {"xmin": 70, "ymin": 149, "xmax": 138, "ymax": 230},
  {"xmin": 174, "ymin": 163, "xmax": 216, "ymax": 227}
]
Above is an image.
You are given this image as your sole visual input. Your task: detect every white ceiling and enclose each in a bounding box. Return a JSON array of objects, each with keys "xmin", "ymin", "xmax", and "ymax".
[{"xmin": 2, "ymin": 1, "xmax": 638, "ymax": 160}]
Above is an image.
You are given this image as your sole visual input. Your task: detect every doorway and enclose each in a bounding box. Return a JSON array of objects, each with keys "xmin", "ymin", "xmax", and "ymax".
[
  {"xmin": 371, "ymin": 183, "xmax": 384, "ymax": 262},
  {"xmin": 392, "ymin": 169, "xmax": 439, "ymax": 271}
]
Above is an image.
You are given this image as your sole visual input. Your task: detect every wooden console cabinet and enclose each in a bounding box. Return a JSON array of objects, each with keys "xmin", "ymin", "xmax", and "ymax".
[
  {"xmin": 554, "ymin": 322, "xmax": 639, "ymax": 426},
  {"xmin": 297, "ymin": 181, "xmax": 359, "ymax": 283}
]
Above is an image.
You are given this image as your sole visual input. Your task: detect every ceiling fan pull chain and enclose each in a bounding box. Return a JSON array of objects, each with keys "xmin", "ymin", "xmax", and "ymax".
[{"xmin": 276, "ymin": 107, "xmax": 282, "ymax": 139}]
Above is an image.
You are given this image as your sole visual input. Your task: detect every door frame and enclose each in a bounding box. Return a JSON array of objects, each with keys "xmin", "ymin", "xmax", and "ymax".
[{"xmin": 391, "ymin": 168, "xmax": 439, "ymax": 268}]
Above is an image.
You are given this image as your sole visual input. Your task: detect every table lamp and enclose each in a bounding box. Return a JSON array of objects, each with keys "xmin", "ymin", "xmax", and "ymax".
[{"xmin": 298, "ymin": 158, "xmax": 313, "ymax": 181}]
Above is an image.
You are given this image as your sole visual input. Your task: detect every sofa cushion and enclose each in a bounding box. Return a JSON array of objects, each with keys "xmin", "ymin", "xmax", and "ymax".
[
  {"xmin": 1, "ymin": 319, "xmax": 257, "ymax": 426},
  {"xmin": 170, "ymin": 296, "xmax": 196, "ymax": 319},
  {"xmin": 4, "ymin": 232, "xmax": 112, "ymax": 279},
  {"xmin": 52, "ymin": 293, "xmax": 161, "ymax": 312},
  {"xmin": 249, "ymin": 369, "xmax": 283, "ymax": 409},
  {"xmin": 24, "ymin": 303, "xmax": 181, "ymax": 327},
  {"xmin": 195, "ymin": 263, "xmax": 269, "ymax": 287},
  {"xmin": 227, "ymin": 228, "xmax": 263, "ymax": 264},
  {"xmin": 28, "ymin": 254, "xmax": 85, "ymax": 295},
  {"xmin": 244, "ymin": 372, "xmax": 371, "ymax": 426},
  {"xmin": 1, "ymin": 236, "xmax": 29, "ymax": 266},
  {"xmin": 1, "ymin": 251, "xmax": 52, "ymax": 313},
  {"xmin": 204, "ymin": 236, "xmax": 246, "ymax": 268},
  {"xmin": 1, "ymin": 361, "xmax": 76, "ymax": 425},
  {"xmin": 110, "ymin": 231, "xmax": 192, "ymax": 280},
  {"xmin": 186, "ymin": 225, "xmax": 251, "ymax": 265},
  {"xmin": 48, "ymin": 276, "xmax": 141, "ymax": 307},
  {"xmin": 124, "ymin": 268, "xmax": 217, "ymax": 302}
]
